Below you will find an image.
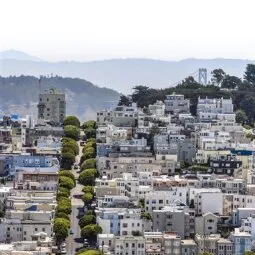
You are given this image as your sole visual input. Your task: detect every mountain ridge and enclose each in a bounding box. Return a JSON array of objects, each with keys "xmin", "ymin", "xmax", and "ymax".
[{"xmin": 1, "ymin": 50, "xmax": 255, "ymax": 94}]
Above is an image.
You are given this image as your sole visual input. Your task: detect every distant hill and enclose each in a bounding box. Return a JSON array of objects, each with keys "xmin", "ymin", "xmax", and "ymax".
[
  {"xmin": 0, "ymin": 50, "xmax": 43, "ymax": 62},
  {"xmin": 0, "ymin": 75, "xmax": 119, "ymax": 121},
  {"xmin": 1, "ymin": 51, "xmax": 255, "ymax": 94}
]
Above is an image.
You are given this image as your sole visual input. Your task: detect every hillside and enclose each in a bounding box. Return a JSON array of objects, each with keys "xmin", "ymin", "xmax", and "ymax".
[
  {"xmin": 0, "ymin": 75, "xmax": 120, "ymax": 120},
  {"xmin": 1, "ymin": 51, "xmax": 255, "ymax": 93}
]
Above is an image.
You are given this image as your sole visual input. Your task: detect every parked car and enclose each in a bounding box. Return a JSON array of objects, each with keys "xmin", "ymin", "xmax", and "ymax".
[
  {"xmin": 61, "ymin": 242, "xmax": 66, "ymax": 248},
  {"xmin": 70, "ymin": 229, "xmax": 74, "ymax": 235},
  {"xmin": 61, "ymin": 248, "xmax": 66, "ymax": 254}
]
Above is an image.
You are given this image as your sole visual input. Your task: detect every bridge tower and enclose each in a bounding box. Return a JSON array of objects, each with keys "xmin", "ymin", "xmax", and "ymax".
[{"xmin": 198, "ymin": 68, "xmax": 207, "ymax": 85}]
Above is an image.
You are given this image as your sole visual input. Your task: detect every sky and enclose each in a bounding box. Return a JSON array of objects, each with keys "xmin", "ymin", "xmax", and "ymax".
[{"xmin": 1, "ymin": 0, "xmax": 255, "ymax": 62}]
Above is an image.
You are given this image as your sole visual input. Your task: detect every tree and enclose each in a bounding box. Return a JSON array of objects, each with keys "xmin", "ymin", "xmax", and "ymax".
[
  {"xmin": 82, "ymin": 186, "xmax": 94, "ymax": 194},
  {"xmin": 58, "ymin": 187, "xmax": 70, "ymax": 197},
  {"xmin": 244, "ymin": 252, "xmax": 255, "ymax": 255},
  {"xmin": 82, "ymin": 192, "xmax": 93, "ymax": 205},
  {"xmin": 59, "ymin": 176, "xmax": 75, "ymax": 190},
  {"xmin": 80, "ymin": 152, "xmax": 95, "ymax": 165},
  {"xmin": 59, "ymin": 170, "xmax": 75, "ymax": 183},
  {"xmin": 141, "ymin": 212, "xmax": 152, "ymax": 221},
  {"xmin": 79, "ymin": 214, "xmax": 96, "ymax": 228},
  {"xmin": 118, "ymin": 95, "xmax": 130, "ymax": 106},
  {"xmin": 63, "ymin": 116, "xmax": 80, "ymax": 128},
  {"xmin": 62, "ymin": 137, "xmax": 79, "ymax": 155},
  {"xmin": 56, "ymin": 197, "xmax": 72, "ymax": 214},
  {"xmin": 176, "ymin": 76, "xmax": 201, "ymax": 89},
  {"xmin": 76, "ymin": 250, "xmax": 102, "ymax": 255},
  {"xmin": 81, "ymin": 224, "xmax": 102, "ymax": 239},
  {"xmin": 81, "ymin": 159, "xmax": 96, "ymax": 171},
  {"xmin": 55, "ymin": 212, "xmax": 70, "ymax": 220},
  {"xmin": 82, "ymin": 120, "xmax": 97, "ymax": 130},
  {"xmin": 53, "ymin": 218, "xmax": 70, "ymax": 242},
  {"xmin": 244, "ymin": 64, "xmax": 255, "ymax": 84},
  {"xmin": 57, "ymin": 191, "xmax": 69, "ymax": 200},
  {"xmin": 235, "ymin": 109, "xmax": 248, "ymax": 124},
  {"xmin": 83, "ymin": 147, "xmax": 96, "ymax": 158},
  {"xmin": 83, "ymin": 141, "xmax": 96, "ymax": 150},
  {"xmin": 211, "ymin": 69, "xmax": 226, "ymax": 86},
  {"xmin": 64, "ymin": 125, "xmax": 80, "ymax": 141},
  {"xmin": 78, "ymin": 169, "xmax": 96, "ymax": 185},
  {"xmin": 84, "ymin": 127, "xmax": 96, "ymax": 139},
  {"xmin": 61, "ymin": 152, "xmax": 75, "ymax": 170},
  {"xmin": 221, "ymin": 75, "xmax": 241, "ymax": 89}
]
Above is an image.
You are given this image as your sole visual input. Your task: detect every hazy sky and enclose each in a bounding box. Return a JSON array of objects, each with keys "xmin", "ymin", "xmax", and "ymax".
[{"xmin": 1, "ymin": 0, "xmax": 255, "ymax": 62}]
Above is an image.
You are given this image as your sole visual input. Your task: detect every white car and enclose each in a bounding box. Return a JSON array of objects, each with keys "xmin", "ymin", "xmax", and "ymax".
[
  {"xmin": 61, "ymin": 242, "xmax": 66, "ymax": 248},
  {"xmin": 61, "ymin": 248, "xmax": 66, "ymax": 254}
]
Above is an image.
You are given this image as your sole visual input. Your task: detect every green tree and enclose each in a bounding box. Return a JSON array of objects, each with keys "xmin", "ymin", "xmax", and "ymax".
[
  {"xmin": 55, "ymin": 212, "xmax": 70, "ymax": 220},
  {"xmin": 57, "ymin": 191, "xmax": 69, "ymax": 200},
  {"xmin": 82, "ymin": 186, "xmax": 94, "ymax": 194},
  {"xmin": 76, "ymin": 250, "xmax": 102, "ymax": 255},
  {"xmin": 58, "ymin": 187, "xmax": 70, "ymax": 197},
  {"xmin": 235, "ymin": 109, "xmax": 248, "ymax": 124},
  {"xmin": 56, "ymin": 197, "xmax": 72, "ymax": 214},
  {"xmin": 64, "ymin": 125, "xmax": 80, "ymax": 141},
  {"xmin": 83, "ymin": 147, "xmax": 96, "ymax": 157},
  {"xmin": 78, "ymin": 169, "xmax": 96, "ymax": 185},
  {"xmin": 221, "ymin": 75, "xmax": 241, "ymax": 89},
  {"xmin": 244, "ymin": 64, "xmax": 255, "ymax": 84},
  {"xmin": 80, "ymin": 152, "xmax": 95, "ymax": 165},
  {"xmin": 63, "ymin": 116, "xmax": 80, "ymax": 128},
  {"xmin": 244, "ymin": 252, "xmax": 255, "ymax": 255},
  {"xmin": 59, "ymin": 176, "xmax": 75, "ymax": 190},
  {"xmin": 83, "ymin": 141, "xmax": 96, "ymax": 150},
  {"xmin": 118, "ymin": 95, "xmax": 130, "ymax": 106},
  {"xmin": 82, "ymin": 192, "xmax": 93, "ymax": 205},
  {"xmin": 81, "ymin": 158, "xmax": 96, "ymax": 171},
  {"xmin": 78, "ymin": 214, "xmax": 96, "ymax": 228},
  {"xmin": 53, "ymin": 218, "xmax": 70, "ymax": 242},
  {"xmin": 211, "ymin": 69, "xmax": 226, "ymax": 86},
  {"xmin": 141, "ymin": 212, "xmax": 152, "ymax": 221},
  {"xmin": 84, "ymin": 127, "xmax": 96, "ymax": 139},
  {"xmin": 62, "ymin": 137, "xmax": 79, "ymax": 155},
  {"xmin": 80, "ymin": 224, "xmax": 102, "ymax": 239},
  {"xmin": 176, "ymin": 76, "xmax": 201, "ymax": 89},
  {"xmin": 61, "ymin": 152, "xmax": 75, "ymax": 170},
  {"xmin": 82, "ymin": 120, "xmax": 97, "ymax": 130},
  {"xmin": 59, "ymin": 170, "xmax": 75, "ymax": 183}
]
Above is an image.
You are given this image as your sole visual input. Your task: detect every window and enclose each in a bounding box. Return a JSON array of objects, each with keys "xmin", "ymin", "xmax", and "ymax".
[
  {"xmin": 126, "ymin": 243, "xmax": 129, "ymax": 248},
  {"xmin": 35, "ymin": 228, "xmax": 38, "ymax": 231},
  {"xmin": 132, "ymin": 243, "xmax": 135, "ymax": 248}
]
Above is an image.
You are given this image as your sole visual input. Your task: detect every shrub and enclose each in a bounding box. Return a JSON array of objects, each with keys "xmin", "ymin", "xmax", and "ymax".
[
  {"xmin": 82, "ymin": 120, "xmax": 97, "ymax": 130},
  {"xmin": 84, "ymin": 128, "xmax": 96, "ymax": 140},
  {"xmin": 62, "ymin": 137, "xmax": 79, "ymax": 155}
]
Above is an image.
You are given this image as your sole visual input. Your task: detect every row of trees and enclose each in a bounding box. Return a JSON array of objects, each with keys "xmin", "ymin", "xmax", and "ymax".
[
  {"xmin": 78, "ymin": 122, "xmax": 102, "ymax": 242},
  {"xmin": 119, "ymin": 64, "xmax": 255, "ymax": 126},
  {"xmin": 54, "ymin": 116, "xmax": 80, "ymax": 243},
  {"xmin": 54, "ymin": 170, "xmax": 76, "ymax": 243}
]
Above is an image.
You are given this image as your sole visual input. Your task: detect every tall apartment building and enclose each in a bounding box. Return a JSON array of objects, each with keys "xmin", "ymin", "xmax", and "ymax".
[
  {"xmin": 37, "ymin": 88, "xmax": 66, "ymax": 125},
  {"xmin": 164, "ymin": 93, "xmax": 190, "ymax": 115}
]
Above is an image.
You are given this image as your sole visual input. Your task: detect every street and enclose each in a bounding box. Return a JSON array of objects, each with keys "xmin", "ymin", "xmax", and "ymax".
[{"xmin": 66, "ymin": 140, "xmax": 84, "ymax": 255}]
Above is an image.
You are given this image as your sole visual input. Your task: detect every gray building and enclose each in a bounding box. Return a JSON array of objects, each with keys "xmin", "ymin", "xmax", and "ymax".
[
  {"xmin": 153, "ymin": 206, "xmax": 190, "ymax": 238},
  {"xmin": 164, "ymin": 93, "xmax": 190, "ymax": 115},
  {"xmin": 154, "ymin": 135, "xmax": 196, "ymax": 164},
  {"xmin": 37, "ymin": 88, "xmax": 66, "ymax": 125}
]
